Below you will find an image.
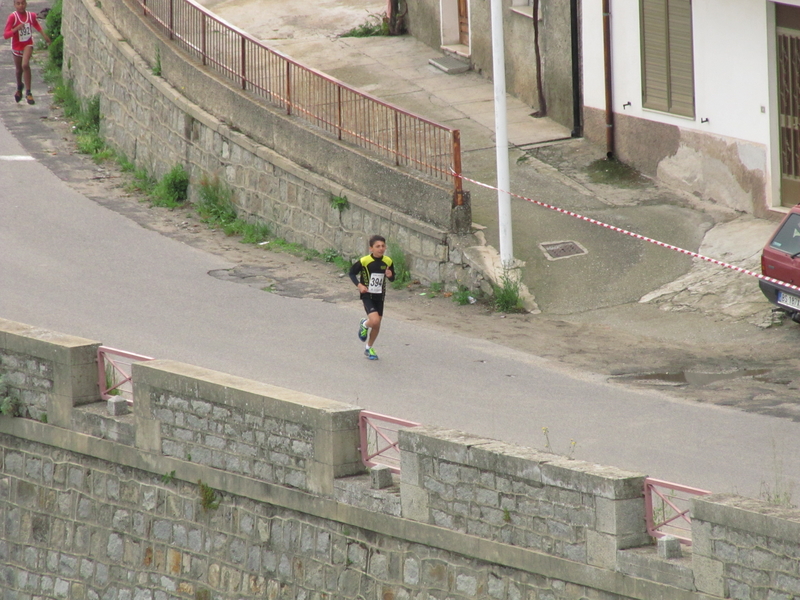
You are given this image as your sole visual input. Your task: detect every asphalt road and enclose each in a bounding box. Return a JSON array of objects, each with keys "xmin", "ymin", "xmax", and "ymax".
[{"xmin": 3, "ymin": 106, "xmax": 800, "ymax": 501}]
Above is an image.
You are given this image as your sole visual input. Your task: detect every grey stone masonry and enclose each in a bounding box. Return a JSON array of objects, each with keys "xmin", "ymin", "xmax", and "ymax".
[
  {"xmin": 0, "ymin": 318, "xmax": 100, "ymax": 427},
  {"xmin": 133, "ymin": 359, "xmax": 363, "ymax": 495},
  {"xmin": 399, "ymin": 426, "xmax": 650, "ymax": 567},
  {"xmin": 692, "ymin": 493, "xmax": 800, "ymax": 599},
  {"xmin": 4, "ymin": 318, "xmax": 787, "ymax": 600}
]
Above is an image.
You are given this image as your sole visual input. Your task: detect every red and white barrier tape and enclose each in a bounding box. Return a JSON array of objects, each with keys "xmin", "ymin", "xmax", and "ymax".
[{"xmin": 455, "ymin": 171, "xmax": 800, "ymax": 293}]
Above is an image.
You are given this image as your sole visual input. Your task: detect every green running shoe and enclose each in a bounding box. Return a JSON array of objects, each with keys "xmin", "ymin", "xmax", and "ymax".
[
  {"xmin": 364, "ymin": 347, "xmax": 378, "ymax": 360},
  {"xmin": 358, "ymin": 318, "xmax": 369, "ymax": 342}
]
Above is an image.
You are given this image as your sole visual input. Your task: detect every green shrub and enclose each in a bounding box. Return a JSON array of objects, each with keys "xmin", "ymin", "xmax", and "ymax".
[
  {"xmin": 45, "ymin": 0, "xmax": 62, "ymax": 39},
  {"xmin": 330, "ymin": 193, "xmax": 349, "ymax": 212},
  {"xmin": 387, "ymin": 241, "xmax": 411, "ymax": 289},
  {"xmin": 493, "ymin": 270, "xmax": 525, "ymax": 313},
  {"xmin": 48, "ymin": 35, "xmax": 64, "ymax": 68}
]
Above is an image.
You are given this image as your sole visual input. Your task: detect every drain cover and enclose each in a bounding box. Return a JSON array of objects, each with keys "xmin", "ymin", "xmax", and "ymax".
[{"xmin": 540, "ymin": 241, "xmax": 587, "ymax": 260}]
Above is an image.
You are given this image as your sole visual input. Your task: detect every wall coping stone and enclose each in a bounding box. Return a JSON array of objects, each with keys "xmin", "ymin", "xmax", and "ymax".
[
  {"xmin": 401, "ymin": 426, "xmax": 646, "ymax": 498},
  {"xmin": 693, "ymin": 493, "xmax": 800, "ymax": 544},
  {"xmin": 134, "ymin": 359, "xmax": 360, "ymax": 428}
]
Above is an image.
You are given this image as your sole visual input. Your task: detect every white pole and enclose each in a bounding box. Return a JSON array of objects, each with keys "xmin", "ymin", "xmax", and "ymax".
[{"xmin": 490, "ymin": 0, "xmax": 513, "ymax": 268}]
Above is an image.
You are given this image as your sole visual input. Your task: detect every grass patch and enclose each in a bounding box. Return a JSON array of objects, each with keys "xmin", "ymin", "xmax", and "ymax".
[
  {"xmin": 586, "ymin": 158, "xmax": 648, "ymax": 188},
  {"xmin": 341, "ymin": 13, "xmax": 389, "ymax": 37},
  {"xmin": 322, "ymin": 248, "xmax": 352, "ymax": 273},
  {"xmin": 196, "ymin": 174, "xmax": 270, "ymax": 243},
  {"xmin": 125, "ymin": 168, "xmax": 156, "ymax": 196}
]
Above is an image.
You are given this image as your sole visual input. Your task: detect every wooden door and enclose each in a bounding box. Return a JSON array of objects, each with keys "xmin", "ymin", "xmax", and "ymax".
[
  {"xmin": 777, "ymin": 4, "xmax": 800, "ymax": 207},
  {"xmin": 458, "ymin": 0, "xmax": 469, "ymax": 46}
]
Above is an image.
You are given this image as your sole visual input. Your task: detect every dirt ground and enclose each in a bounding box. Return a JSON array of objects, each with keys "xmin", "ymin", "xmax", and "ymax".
[{"xmin": 16, "ymin": 96, "xmax": 800, "ymax": 424}]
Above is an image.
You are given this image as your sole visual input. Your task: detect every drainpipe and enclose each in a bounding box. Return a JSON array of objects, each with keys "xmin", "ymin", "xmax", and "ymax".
[
  {"xmin": 602, "ymin": 0, "xmax": 614, "ymax": 159},
  {"xmin": 570, "ymin": 0, "xmax": 582, "ymax": 137}
]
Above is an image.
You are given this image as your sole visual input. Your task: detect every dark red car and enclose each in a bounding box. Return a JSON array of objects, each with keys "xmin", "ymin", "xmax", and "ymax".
[{"xmin": 760, "ymin": 205, "xmax": 800, "ymax": 321}]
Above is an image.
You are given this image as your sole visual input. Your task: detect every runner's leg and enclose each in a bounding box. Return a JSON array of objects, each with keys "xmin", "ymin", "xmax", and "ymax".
[{"xmin": 21, "ymin": 45, "xmax": 33, "ymax": 92}]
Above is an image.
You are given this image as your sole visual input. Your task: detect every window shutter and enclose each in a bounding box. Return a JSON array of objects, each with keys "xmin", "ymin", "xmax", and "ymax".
[
  {"xmin": 667, "ymin": 0, "xmax": 695, "ymax": 117},
  {"xmin": 641, "ymin": 0, "xmax": 669, "ymax": 112},
  {"xmin": 640, "ymin": 0, "xmax": 695, "ymax": 118}
]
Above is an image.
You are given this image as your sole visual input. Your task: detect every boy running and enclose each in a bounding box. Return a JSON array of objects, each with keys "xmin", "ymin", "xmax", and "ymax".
[
  {"xmin": 4, "ymin": 0, "xmax": 50, "ymax": 105},
  {"xmin": 349, "ymin": 235, "xmax": 394, "ymax": 360}
]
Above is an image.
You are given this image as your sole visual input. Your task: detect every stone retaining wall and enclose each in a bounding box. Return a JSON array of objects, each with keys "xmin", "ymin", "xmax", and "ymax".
[
  {"xmin": 60, "ymin": 0, "xmax": 483, "ymax": 287},
  {"xmin": 692, "ymin": 493, "xmax": 800, "ymax": 598},
  {"xmin": 6, "ymin": 317, "xmax": 800, "ymax": 600},
  {"xmin": 0, "ymin": 319, "xmax": 99, "ymax": 427}
]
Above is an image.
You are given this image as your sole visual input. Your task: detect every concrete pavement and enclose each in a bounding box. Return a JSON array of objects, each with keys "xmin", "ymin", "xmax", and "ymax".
[{"xmin": 199, "ymin": 0, "xmax": 778, "ymax": 332}]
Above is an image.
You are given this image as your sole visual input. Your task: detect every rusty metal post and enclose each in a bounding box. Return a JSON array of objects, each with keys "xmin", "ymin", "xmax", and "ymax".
[
  {"xmin": 452, "ymin": 129, "xmax": 463, "ymax": 206},
  {"xmin": 201, "ymin": 13, "xmax": 206, "ymax": 65},
  {"xmin": 286, "ymin": 61, "xmax": 292, "ymax": 116},
  {"xmin": 241, "ymin": 37, "xmax": 246, "ymax": 90}
]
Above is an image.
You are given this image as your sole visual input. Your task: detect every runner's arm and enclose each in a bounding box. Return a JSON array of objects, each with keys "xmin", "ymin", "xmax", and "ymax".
[
  {"xmin": 4, "ymin": 15, "xmax": 17, "ymax": 39},
  {"xmin": 31, "ymin": 14, "xmax": 50, "ymax": 43},
  {"xmin": 348, "ymin": 260, "xmax": 362, "ymax": 287}
]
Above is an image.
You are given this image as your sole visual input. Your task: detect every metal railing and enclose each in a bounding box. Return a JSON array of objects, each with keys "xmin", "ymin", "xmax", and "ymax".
[
  {"xmin": 358, "ymin": 410, "xmax": 420, "ymax": 473},
  {"xmin": 133, "ymin": 0, "xmax": 463, "ymax": 200},
  {"xmin": 644, "ymin": 477, "xmax": 712, "ymax": 546},
  {"xmin": 97, "ymin": 346, "xmax": 154, "ymax": 403}
]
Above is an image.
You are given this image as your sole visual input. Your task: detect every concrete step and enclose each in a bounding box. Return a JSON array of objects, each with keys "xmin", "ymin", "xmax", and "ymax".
[
  {"xmin": 616, "ymin": 545, "xmax": 695, "ymax": 591},
  {"xmin": 429, "ymin": 55, "xmax": 470, "ymax": 74}
]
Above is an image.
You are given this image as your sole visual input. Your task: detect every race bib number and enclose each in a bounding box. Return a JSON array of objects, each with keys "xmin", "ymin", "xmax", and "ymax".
[
  {"xmin": 368, "ymin": 273, "xmax": 385, "ymax": 294},
  {"xmin": 18, "ymin": 22, "xmax": 32, "ymax": 42}
]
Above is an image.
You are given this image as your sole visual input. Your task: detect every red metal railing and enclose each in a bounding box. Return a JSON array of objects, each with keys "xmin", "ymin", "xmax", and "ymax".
[
  {"xmin": 97, "ymin": 346, "xmax": 154, "ymax": 403},
  {"xmin": 644, "ymin": 477, "xmax": 712, "ymax": 546},
  {"xmin": 133, "ymin": 0, "xmax": 463, "ymax": 200},
  {"xmin": 359, "ymin": 410, "xmax": 420, "ymax": 473}
]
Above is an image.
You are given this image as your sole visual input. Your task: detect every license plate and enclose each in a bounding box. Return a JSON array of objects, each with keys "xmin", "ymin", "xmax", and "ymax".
[{"xmin": 778, "ymin": 291, "xmax": 800, "ymax": 311}]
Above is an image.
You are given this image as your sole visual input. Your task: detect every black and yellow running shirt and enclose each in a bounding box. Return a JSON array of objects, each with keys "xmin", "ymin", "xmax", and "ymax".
[{"xmin": 349, "ymin": 254, "xmax": 395, "ymax": 297}]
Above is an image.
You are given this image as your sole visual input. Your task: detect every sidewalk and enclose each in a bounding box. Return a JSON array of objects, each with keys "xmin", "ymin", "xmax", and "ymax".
[{"xmin": 201, "ymin": 0, "xmax": 775, "ymax": 331}]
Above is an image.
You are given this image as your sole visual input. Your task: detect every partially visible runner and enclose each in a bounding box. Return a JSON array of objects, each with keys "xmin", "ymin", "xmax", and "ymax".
[
  {"xmin": 349, "ymin": 235, "xmax": 394, "ymax": 360},
  {"xmin": 3, "ymin": 0, "xmax": 50, "ymax": 105}
]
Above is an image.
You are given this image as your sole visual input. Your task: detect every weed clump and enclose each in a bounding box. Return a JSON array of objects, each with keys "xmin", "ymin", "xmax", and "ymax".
[
  {"xmin": 198, "ymin": 480, "xmax": 220, "ymax": 512},
  {"xmin": 387, "ymin": 241, "xmax": 411, "ymax": 289},
  {"xmin": 493, "ymin": 270, "xmax": 524, "ymax": 313},
  {"xmin": 151, "ymin": 164, "xmax": 189, "ymax": 208},
  {"xmin": 0, "ymin": 375, "xmax": 21, "ymax": 417},
  {"xmin": 341, "ymin": 13, "xmax": 389, "ymax": 37}
]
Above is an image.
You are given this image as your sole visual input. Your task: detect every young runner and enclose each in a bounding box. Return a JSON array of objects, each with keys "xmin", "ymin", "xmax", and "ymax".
[
  {"xmin": 4, "ymin": 0, "xmax": 50, "ymax": 105},
  {"xmin": 349, "ymin": 235, "xmax": 395, "ymax": 360}
]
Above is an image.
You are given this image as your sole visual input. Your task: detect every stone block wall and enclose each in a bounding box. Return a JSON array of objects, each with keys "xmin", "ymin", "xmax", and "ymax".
[
  {"xmin": 0, "ymin": 433, "xmax": 654, "ymax": 600},
  {"xmin": 14, "ymin": 318, "xmax": 800, "ymax": 600},
  {"xmin": 0, "ymin": 318, "xmax": 99, "ymax": 428},
  {"xmin": 133, "ymin": 359, "xmax": 364, "ymax": 496},
  {"xmin": 60, "ymin": 0, "xmax": 485, "ymax": 288},
  {"xmin": 692, "ymin": 493, "xmax": 800, "ymax": 599},
  {"xmin": 399, "ymin": 427, "xmax": 650, "ymax": 569}
]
